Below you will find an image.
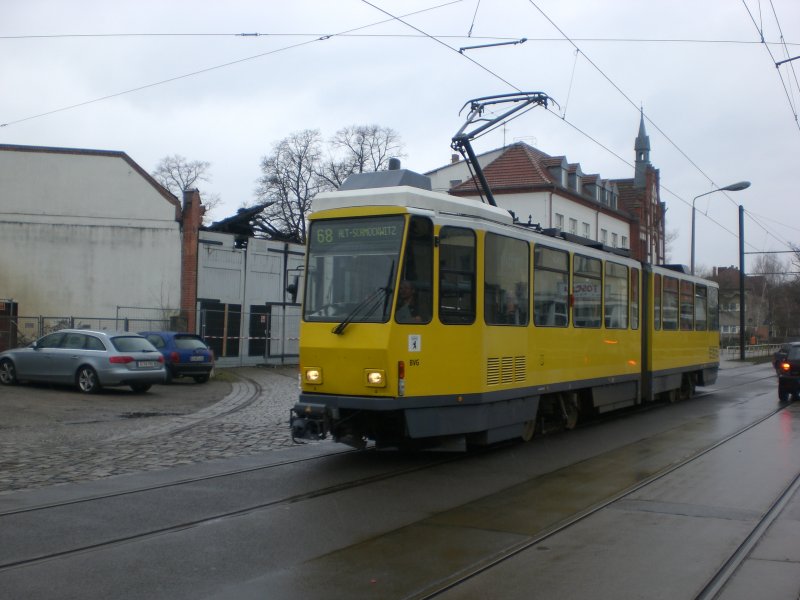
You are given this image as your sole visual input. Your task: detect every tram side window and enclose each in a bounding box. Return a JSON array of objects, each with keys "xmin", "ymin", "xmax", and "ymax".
[
  {"xmin": 439, "ymin": 227, "xmax": 476, "ymax": 324},
  {"xmin": 397, "ymin": 216, "xmax": 433, "ymax": 324},
  {"xmin": 604, "ymin": 262, "xmax": 628, "ymax": 329},
  {"xmin": 533, "ymin": 245, "xmax": 568, "ymax": 327},
  {"xmin": 573, "ymin": 254, "xmax": 602, "ymax": 328},
  {"xmin": 653, "ymin": 274, "xmax": 662, "ymax": 330},
  {"xmin": 695, "ymin": 285, "xmax": 708, "ymax": 331},
  {"xmin": 663, "ymin": 276, "xmax": 678, "ymax": 330},
  {"xmin": 708, "ymin": 286, "xmax": 720, "ymax": 331},
  {"xmin": 680, "ymin": 280, "xmax": 694, "ymax": 330},
  {"xmin": 484, "ymin": 233, "xmax": 529, "ymax": 326},
  {"xmin": 630, "ymin": 267, "xmax": 640, "ymax": 330}
]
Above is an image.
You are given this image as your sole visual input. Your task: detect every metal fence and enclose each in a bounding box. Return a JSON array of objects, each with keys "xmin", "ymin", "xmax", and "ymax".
[
  {"xmin": 721, "ymin": 344, "xmax": 783, "ymax": 359},
  {"xmin": 5, "ymin": 315, "xmax": 172, "ymax": 348}
]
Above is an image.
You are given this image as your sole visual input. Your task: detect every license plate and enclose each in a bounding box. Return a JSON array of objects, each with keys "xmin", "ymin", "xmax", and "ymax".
[
  {"xmin": 137, "ymin": 361, "xmax": 159, "ymax": 368},
  {"xmin": 190, "ymin": 356, "xmax": 206, "ymax": 362}
]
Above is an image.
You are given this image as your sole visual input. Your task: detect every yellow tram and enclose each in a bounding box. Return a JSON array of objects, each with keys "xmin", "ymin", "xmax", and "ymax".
[{"xmin": 291, "ymin": 166, "xmax": 719, "ymax": 449}]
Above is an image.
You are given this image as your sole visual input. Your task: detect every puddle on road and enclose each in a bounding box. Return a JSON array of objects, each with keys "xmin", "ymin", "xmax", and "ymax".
[{"xmin": 119, "ymin": 411, "xmax": 183, "ymax": 419}]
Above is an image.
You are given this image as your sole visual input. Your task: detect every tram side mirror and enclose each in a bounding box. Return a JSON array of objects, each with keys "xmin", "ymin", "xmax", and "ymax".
[{"xmin": 286, "ymin": 275, "xmax": 299, "ymax": 303}]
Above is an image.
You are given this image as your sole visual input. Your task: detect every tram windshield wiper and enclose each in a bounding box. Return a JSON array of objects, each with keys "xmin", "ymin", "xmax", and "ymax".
[{"xmin": 332, "ymin": 261, "xmax": 395, "ymax": 335}]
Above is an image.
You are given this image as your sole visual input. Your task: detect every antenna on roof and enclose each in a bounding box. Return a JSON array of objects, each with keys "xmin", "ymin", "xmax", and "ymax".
[{"xmin": 451, "ymin": 92, "xmax": 555, "ymax": 207}]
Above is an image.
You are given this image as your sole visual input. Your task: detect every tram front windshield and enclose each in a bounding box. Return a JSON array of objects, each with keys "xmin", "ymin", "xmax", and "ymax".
[{"xmin": 304, "ymin": 215, "xmax": 404, "ymax": 323}]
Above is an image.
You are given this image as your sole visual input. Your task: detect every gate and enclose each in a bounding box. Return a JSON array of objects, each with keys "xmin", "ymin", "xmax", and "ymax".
[
  {"xmin": 199, "ymin": 303, "xmax": 299, "ymax": 367},
  {"xmin": 0, "ymin": 300, "xmax": 18, "ymax": 352}
]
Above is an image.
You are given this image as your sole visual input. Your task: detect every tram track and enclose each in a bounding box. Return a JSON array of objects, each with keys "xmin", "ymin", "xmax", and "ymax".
[
  {"xmin": 0, "ymin": 450, "xmax": 467, "ymax": 573},
  {"xmin": 123, "ymin": 371, "xmax": 271, "ymax": 439},
  {"xmin": 2, "ymin": 363, "xmax": 786, "ymax": 598},
  {"xmin": 405, "ymin": 400, "xmax": 796, "ymax": 600},
  {"xmin": 695, "ymin": 468, "xmax": 800, "ymax": 599},
  {"xmin": 0, "ymin": 448, "xmax": 352, "ymax": 518}
]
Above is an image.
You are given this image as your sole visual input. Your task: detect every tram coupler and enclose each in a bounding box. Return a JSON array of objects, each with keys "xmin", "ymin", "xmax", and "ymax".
[{"xmin": 290, "ymin": 402, "xmax": 329, "ymax": 442}]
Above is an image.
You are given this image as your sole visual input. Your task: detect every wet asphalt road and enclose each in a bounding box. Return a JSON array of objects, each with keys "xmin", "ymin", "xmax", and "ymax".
[
  {"xmin": 1, "ymin": 360, "xmax": 798, "ymax": 599},
  {"xmin": 0, "ymin": 358, "xmax": 800, "ymax": 600}
]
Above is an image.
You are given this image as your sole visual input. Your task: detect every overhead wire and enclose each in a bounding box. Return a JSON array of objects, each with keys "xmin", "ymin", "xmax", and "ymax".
[
  {"xmin": 356, "ymin": 0, "xmax": 787, "ymax": 258},
  {"xmin": 2, "ymin": 32, "xmax": 797, "ymax": 45},
  {"xmin": 768, "ymin": 0, "xmax": 800, "ymax": 100},
  {"xmin": 741, "ymin": 0, "xmax": 800, "ymax": 130},
  {"xmin": 3, "ymin": 1, "xmax": 796, "ymax": 261},
  {"xmin": 356, "ymin": 0, "xmax": 754, "ymax": 251},
  {"xmin": 467, "ymin": 0, "xmax": 481, "ymax": 37},
  {"xmin": 0, "ymin": 0, "xmax": 464, "ymax": 128},
  {"xmin": 359, "ymin": 0, "xmax": 522, "ymax": 92},
  {"xmin": 525, "ymin": 0, "xmax": 794, "ymax": 259}
]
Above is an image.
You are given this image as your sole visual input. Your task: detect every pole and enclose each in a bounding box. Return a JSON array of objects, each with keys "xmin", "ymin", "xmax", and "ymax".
[
  {"xmin": 739, "ymin": 205, "xmax": 746, "ymax": 361},
  {"xmin": 691, "ymin": 200, "xmax": 697, "ymax": 274}
]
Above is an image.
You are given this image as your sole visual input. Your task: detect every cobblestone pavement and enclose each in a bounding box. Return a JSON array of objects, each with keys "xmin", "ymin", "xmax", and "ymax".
[{"xmin": 0, "ymin": 366, "xmax": 323, "ymax": 494}]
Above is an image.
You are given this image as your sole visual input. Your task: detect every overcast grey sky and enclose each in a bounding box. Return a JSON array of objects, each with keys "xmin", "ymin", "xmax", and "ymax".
[{"xmin": 3, "ymin": 0, "xmax": 799, "ymax": 273}]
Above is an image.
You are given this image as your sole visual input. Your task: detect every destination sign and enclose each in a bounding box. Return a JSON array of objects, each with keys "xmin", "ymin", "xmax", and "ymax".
[{"xmin": 310, "ymin": 216, "xmax": 405, "ymax": 254}]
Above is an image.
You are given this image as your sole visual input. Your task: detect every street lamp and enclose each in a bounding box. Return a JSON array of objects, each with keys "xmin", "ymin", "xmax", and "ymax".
[{"xmin": 691, "ymin": 181, "xmax": 751, "ymax": 275}]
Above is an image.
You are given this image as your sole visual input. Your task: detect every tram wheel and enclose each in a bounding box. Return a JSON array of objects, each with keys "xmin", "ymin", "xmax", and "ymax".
[
  {"xmin": 520, "ymin": 420, "xmax": 536, "ymax": 442},
  {"xmin": 561, "ymin": 393, "xmax": 579, "ymax": 430},
  {"xmin": 679, "ymin": 376, "xmax": 695, "ymax": 400}
]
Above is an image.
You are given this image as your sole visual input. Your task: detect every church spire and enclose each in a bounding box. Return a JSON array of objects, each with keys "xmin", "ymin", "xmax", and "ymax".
[{"xmin": 634, "ymin": 109, "xmax": 650, "ymax": 188}]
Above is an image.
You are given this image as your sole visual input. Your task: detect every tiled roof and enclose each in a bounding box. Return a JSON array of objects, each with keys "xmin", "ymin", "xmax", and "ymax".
[{"xmin": 450, "ymin": 143, "xmax": 558, "ymax": 194}]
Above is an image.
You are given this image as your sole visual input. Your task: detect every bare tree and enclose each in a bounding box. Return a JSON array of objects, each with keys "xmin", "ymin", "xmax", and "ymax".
[
  {"xmin": 151, "ymin": 154, "xmax": 220, "ymax": 218},
  {"xmin": 254, "ymin": 125, "xmax": 406, "ymax": 243},
  {"xmin": 254, "ymin": 130, "xmax": 326, "ymax": 244},
  {"xmin": 791, "ymin": 243, "xmax": 800, "ymax": 274},
  {"xmin": 751, "ymin": 253, "xmax": 787, "ymax": 286},
  {"xmin": 318, "ymin": 124, "xmax": 405, "ymax": 188},
  {"xmin": 663, "ymin": 228, "xmax": 680, "ymax": 264}
]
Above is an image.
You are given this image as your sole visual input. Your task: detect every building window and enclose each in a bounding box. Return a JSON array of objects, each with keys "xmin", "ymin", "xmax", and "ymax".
[
  {"xmin": 621, "ymin": 236, "xmax": 628, "ymax": 249},
  {"xmin": 555, "ymin": 213, "xmax": 564, "ymax": 230},
  {"xmin": 611, "ymin": 233, "xmax": 618, "ymax": 248},
  {"xmin": 569, "ymin": 218, "xmax": 577, "ymax": 235},
  {"xmin": 582, "ymin": 222, "xmax": 590, "ymax": 238},
  {"xmin": 601, "ymin": 229, "xmax": 608, "ymax": 244}
]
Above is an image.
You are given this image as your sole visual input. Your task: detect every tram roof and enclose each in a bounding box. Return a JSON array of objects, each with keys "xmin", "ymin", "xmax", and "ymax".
[{"xmin": 311, "ymin": 185, "xmax": 514, "ymax": 225}]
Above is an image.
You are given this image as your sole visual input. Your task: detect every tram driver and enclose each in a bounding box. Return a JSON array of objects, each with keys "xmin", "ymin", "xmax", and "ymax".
[{"xmin": 396, "ymin": 280, "xmax": 423, "ymax": 323}]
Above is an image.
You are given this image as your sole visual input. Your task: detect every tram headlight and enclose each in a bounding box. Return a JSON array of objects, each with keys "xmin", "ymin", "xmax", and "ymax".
[
  {"xmin": 365, "ymin": 369, "xmax": 386, "ymax": 387},
  {"xmin": 304, "ymin": 367, "xmax": 323, "ymax": 385}
]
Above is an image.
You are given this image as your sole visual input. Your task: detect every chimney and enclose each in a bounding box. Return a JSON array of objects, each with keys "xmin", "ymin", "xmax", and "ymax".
[
  {"xmin": 451, "ymin": 154, "xmax": 460, "ymax": 164},
  {"xmin": 180, "ymin": 189, "xmax": 205, "ymax": 333}
]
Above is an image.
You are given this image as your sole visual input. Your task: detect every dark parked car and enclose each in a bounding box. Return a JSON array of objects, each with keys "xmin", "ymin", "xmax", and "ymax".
[
  {"xmin": 776, "ymin": 342, "xmax": 800, "ymax": 402},
  {"xmin": 0, "ymin": 329, "xmax": 165, "ymax": 393},
  {"xmin": 139, "ymin": 331, "xmax": 214, "ymax": 383}
]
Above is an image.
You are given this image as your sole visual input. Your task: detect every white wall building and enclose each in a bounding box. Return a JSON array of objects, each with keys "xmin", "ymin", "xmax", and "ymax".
[
  {"xmin": 0, "ymin": 145, "xmax": 182, "ymax": 318},
  {"xmin": 195, "ymin": 231, "xmax": 304, "ymax": 366}
]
